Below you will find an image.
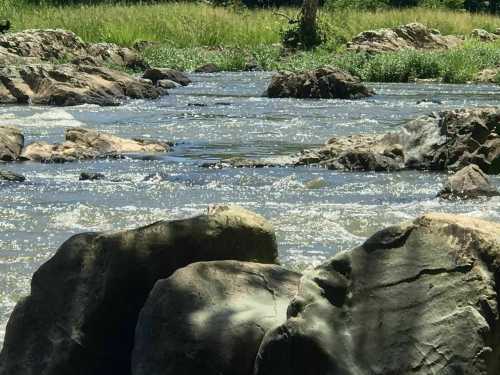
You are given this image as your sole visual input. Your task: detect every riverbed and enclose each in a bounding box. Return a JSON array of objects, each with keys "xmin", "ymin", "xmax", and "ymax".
[{"xmin": 1, "ymin": 72, "xmax": 500, "ymax": 345}]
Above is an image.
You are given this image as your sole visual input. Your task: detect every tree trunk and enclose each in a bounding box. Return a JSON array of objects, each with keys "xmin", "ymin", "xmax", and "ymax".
[{"xmin": 299, "ymin": 0, "xmax": 320, "ymax": 48}]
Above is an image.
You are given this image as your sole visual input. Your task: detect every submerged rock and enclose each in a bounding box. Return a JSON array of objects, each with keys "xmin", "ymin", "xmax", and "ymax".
[
  {"xmin": 142, "ymin": 68, "xmax": 191, "ymax": 86},
  {"xmin": 0, "ymin": 29, "xmax": 147, "ymax": 69},
  {"xmin": 0, "ymin": 64, "xmax": 163, "ymax": 106},
  {"xmin": 438, "ymin": 164, "xmax": 499, "ymax": 199},
  {"xmin": 79, "ymin": 172, "xmax": 105, "ymax": 181},
  {"xmin": 0, "ymin": 205, "xmax": 278, "ymax": 375},
  {"xmin": 266, "ymin": 67, "xmax": 374, "ymax": 99},
  {"xmin": 132, "ymin": 260, "xmax": 300, "ymax": 375},
  {"xmin": 0, "ymin": 169, "xmax": 25, "ymax": 182},
  {"xmin": 255, "ymin": 213, "xmax": 500, "ymax": 375},
  {"xmin": 0, "ymin": 126, "xmax": 23, "ymax": 161},
  {"xmin": 347, "ymin": 22, "xmax": 463, "ymax": 54},
  {"xmin": 21, "ymin": 127, "xmax": 172, "ymax": 163}
]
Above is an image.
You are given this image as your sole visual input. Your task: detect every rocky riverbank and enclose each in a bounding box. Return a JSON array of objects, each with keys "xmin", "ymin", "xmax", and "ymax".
[
  {"xmin": 0, "ymin": 29, "xmax": 191, "ymax": 106},
  {"xmin": 0, "ymin": 206, "xmax": 499, "ymax": 375}
]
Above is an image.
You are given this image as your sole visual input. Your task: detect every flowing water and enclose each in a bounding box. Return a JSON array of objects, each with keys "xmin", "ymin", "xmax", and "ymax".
[{"xmin": 1, "ymin": 72, "xmax": 500, "ymax": 346}]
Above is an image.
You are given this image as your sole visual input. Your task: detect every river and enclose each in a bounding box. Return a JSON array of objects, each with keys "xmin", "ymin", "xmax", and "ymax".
[{"xmin": 1, "ymin": 71, "xmax": 500, "ymax": 345}]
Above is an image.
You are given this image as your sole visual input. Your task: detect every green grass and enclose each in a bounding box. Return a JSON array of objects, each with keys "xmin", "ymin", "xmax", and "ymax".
[{"xmin": 2, "ymin": 1, "xmax": 500, "ymax": 82}]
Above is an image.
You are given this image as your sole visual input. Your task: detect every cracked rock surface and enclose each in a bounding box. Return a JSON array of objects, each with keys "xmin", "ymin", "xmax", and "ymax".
[
  {"xmin": 0, "ymin": 205, "xmax": 278, "ymax": 375},
  {"xmin": 255, "ymin": 213, "xmax": 500, "ymax": 375},
  {"xmin": 132, "ymin": 260, "xmax": 301, "ymax": 375}
]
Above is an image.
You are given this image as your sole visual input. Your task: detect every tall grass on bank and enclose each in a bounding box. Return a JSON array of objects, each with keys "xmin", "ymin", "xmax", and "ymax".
[{"xmin": 2, "ymin": 2, "xmax": 500, "ymax": 48}]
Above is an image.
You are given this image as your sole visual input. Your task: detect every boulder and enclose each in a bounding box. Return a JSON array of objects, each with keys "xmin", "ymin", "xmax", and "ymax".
[
  {"xmin": 79, "ymin": 172, "xmax": 105, "ymax": 181},
  {"xmin": 347, "ymin": 22, "xmax": 463, "ymax": 54},
  {"xmin": 255, "ymin": 213, "xmax": 500, "ymax": 375},
  {"xmin": 0, "ymin": 64, "xmax": 163, "ymax": 106},
  {"xmin": 474, "ymin": 68, "xmax": 499, "ymax": 83},
  {"xmin": 0, "ymin": 126, "xmax": 23, "ymax": 161},
  {"xmin": 132, "ymin": 260, "xmax": 301, "ymax": 375},
  {"xmin": 157, "ymin": 79, "xmax": 179, "ymax": 89},
  {"xmin": 21, "ymin": 127, "xmax": 172, "ymax": 163},
  {"xmin": 326, "ymin": 149, "xmax": 403, "ymax": 172},
  {"xmin": 142, "ymin": 68, "xmax": 191, "ymax": 86},
  {"xmin": 0, "ymin": 29, "xmax": 147, "ymax": 69},
  {"xmin": 266, "ymin": 68, "xmax": 374, "ymax": 99},
  {"xmin": 0, "ymin": 205, "xmax": 278, "ymax": 375},
  {"xmin": 471, "ymin": 29, "xmax": 499, "ymax": 42},
  {"xmin": 0, "ymin": 169, "xmax": 25, "ymax": 182},
  {"xmin": 438, "ymin": 164, "xmax": 499, "ymax": 199},
  {"xmin": 194, "ymin": 63, "xmax": 220, "ymax": 73}
]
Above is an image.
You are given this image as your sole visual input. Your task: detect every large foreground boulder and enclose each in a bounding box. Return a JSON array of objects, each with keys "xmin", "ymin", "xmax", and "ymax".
[
  {"xmin": 132, "ymin": 260, "xmax": 301, "ymax": 375},
  {"xmin": 0, "ymin": 64, "xmax": 163, "ymax": 106},
  {"xmin": 266, "ymin": 68, "xmax": 374, "ymax": 99},
  {"xmin": 0, "ymin": 29, "xmax": 147, "ymax": 69},
  {"xmin": 347, "ymin": 22, "xmax": 463, "ymax": 54},
  {"xmin": 21, "ymin": 127, "xmax": 172, "ymax": 163},
  {"xmin": 0, "ymin": 205, "xmax": 278, "ymax": 375},
  {"xmin": 0, "ymin": 126, "xmax": 23, "ymax": 161},
  {"xmin": 255, "ymin": 213, "xmax": 500, "ymax": 375},
  {"xmin": 438, "ymin": 164, "xmax": 500, "ymax": 199}
]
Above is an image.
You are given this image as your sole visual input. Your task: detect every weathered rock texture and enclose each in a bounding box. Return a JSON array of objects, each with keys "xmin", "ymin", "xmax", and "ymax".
[
  {"xmin": 474, "ymin": 68, "xmax": 500, "ymax": 83},
  {"xmin": 471, "ymin": 29, "xmax": 500, "ymax": 42},
  {"xmin": 207, "ymin": 107, "xmax": 500, "ymax": 174},
  {"xmin": 0, "ymin": 126, "xmax": 23, "ymax": 161},
  {"xmin": 266, "ymin": 68, "xmax": 374, "ymax": 99},
  {"xmin": 0, "ymin": 29, "xmax": 146, "ymax": 69},
  {"xmin": 132, "ymin": 260, "xmax": 301, "ymax": 375},
  {"xmin": 438, "ymin": 164, "xmax": 499, "ymax": 199},
  {"xmin": 21, "ymin": 127, "xmax": 172, "ymax": 163},
  {"xmin": 347, "ymin": 22, "xmax": 463, "ymax": 54},
  {"xmin": 0, "ymin": 205, "xmax": 278, "ymax": 375},
  {"xmin": 0, "ymin": 64, "xmax": 162, "ymax": 106},
  {"xmin": 255, "ymin": 213, "xmax": 500, "ymax": 375}
]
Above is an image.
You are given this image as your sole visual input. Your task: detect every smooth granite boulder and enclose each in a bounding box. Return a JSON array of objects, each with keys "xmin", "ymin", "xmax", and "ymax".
[
  {"xmin": 255, "ymin": 213, "xmax": 500, "ymax": 375},
  {"xmin": 132, "ymin": 260, "xmax": 301, "ymax": 375},
  {"xmin": 0, "ymin": 205, "xmax": 278, "ymax": 375}
]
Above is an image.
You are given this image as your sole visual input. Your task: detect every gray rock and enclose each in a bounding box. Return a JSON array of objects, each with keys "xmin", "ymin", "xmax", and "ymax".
[
  {"xmin": 21, "ymin": 127, "xmax": 172, "ymax": 163},
  {"xmin": 0, "ymin": 64, "xmax": 163, "ymax": 106},
  {"xmin": 157, "ymin": 79, "xmax": 179, "ymax": 89},
  {"xmin": 142, "ymin": 68, "xmax": 191, "ymax": 86},
  {"xmin": 326, "ymin": 149, "xmax": 403, "ymax": 172},
  {"xmin": 471, "ymin": 28, "xmax": 499, "ymax": 42},
  {"xmin": 0, "ymin": 205, "xmax": 278, "ymax": 375},
  {"xmin": 266, "ymin": 67, "xmax": 374, "ymax": 99},
  {"xmin": 255, "ymin": 213, "xmax": 500, "ymax": 375},
  {"xmin": 0, "ymin": 29, "xmax": 147, "ymax": 69},
  {"xmin": 438, "ymin": 164, "xmax": 499, "ymax": 199},
  {"xmin": 347, "ymin": 22, "xmax": 463, "ymax": 54},
  {"xmin": 0, "ymin": 126, "xmax": 23, "ymax": 161},
  {"xmin": 194, "ymin": 63, "xmax": 219, "ymax": 73},
  {"xmin": 0, "ymin": 169, "xmax": 25, "ymax": 182},
  {"xmin": 132, "ymin": 260, "xmax": 301, "ymax": 375}
]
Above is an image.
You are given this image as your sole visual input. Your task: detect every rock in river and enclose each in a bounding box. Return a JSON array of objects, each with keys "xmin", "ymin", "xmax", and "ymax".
[
  {"xmin": 142, "ymin": 68, "xmax": 191, "ymax": 87},
  {"xmin": 347, "ymin": 22, "xmax": 463, "ymax": 54},
  {"xmin": 21, "ymin": 127, "xmax": 173, "ymax": 163},
  {"xmin": 0, "ymin": 64, "xmax": 163, "ymax": 106},
  {"xmin": 266, "ymin": 67, "xmax": 374, "ymax": 100},
  {"xmin": 0, "ymin": 126, "xmax": 23, "ymax": 161},
  {"xmin": 438, "ymin": 164, "xmax": 500, "ymax": 199},
  {"xmin": 132, "ymin": 260, "xmax": 301, "ymax": 375},
  {"xmin": 255, "ymin": 213, "xmax": 500, "ymax": 375},
  {"xmin": 0, "ymin": 205, "xmax": 278, "ymax": 375},
  {"xmin": 0, "ymin": 169, "xmax": 25, "ymax": 182}
]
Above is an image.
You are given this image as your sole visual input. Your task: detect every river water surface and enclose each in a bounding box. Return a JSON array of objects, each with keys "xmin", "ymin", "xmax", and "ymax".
[{"xmin": 1, "ymin": 72, "xmax": 500, "ymax": 345}]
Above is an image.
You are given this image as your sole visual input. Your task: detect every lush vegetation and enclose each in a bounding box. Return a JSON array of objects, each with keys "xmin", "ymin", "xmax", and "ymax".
[{"xmin": 2, "ymin": 1, "xmax": 500, "ymax": 82}]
